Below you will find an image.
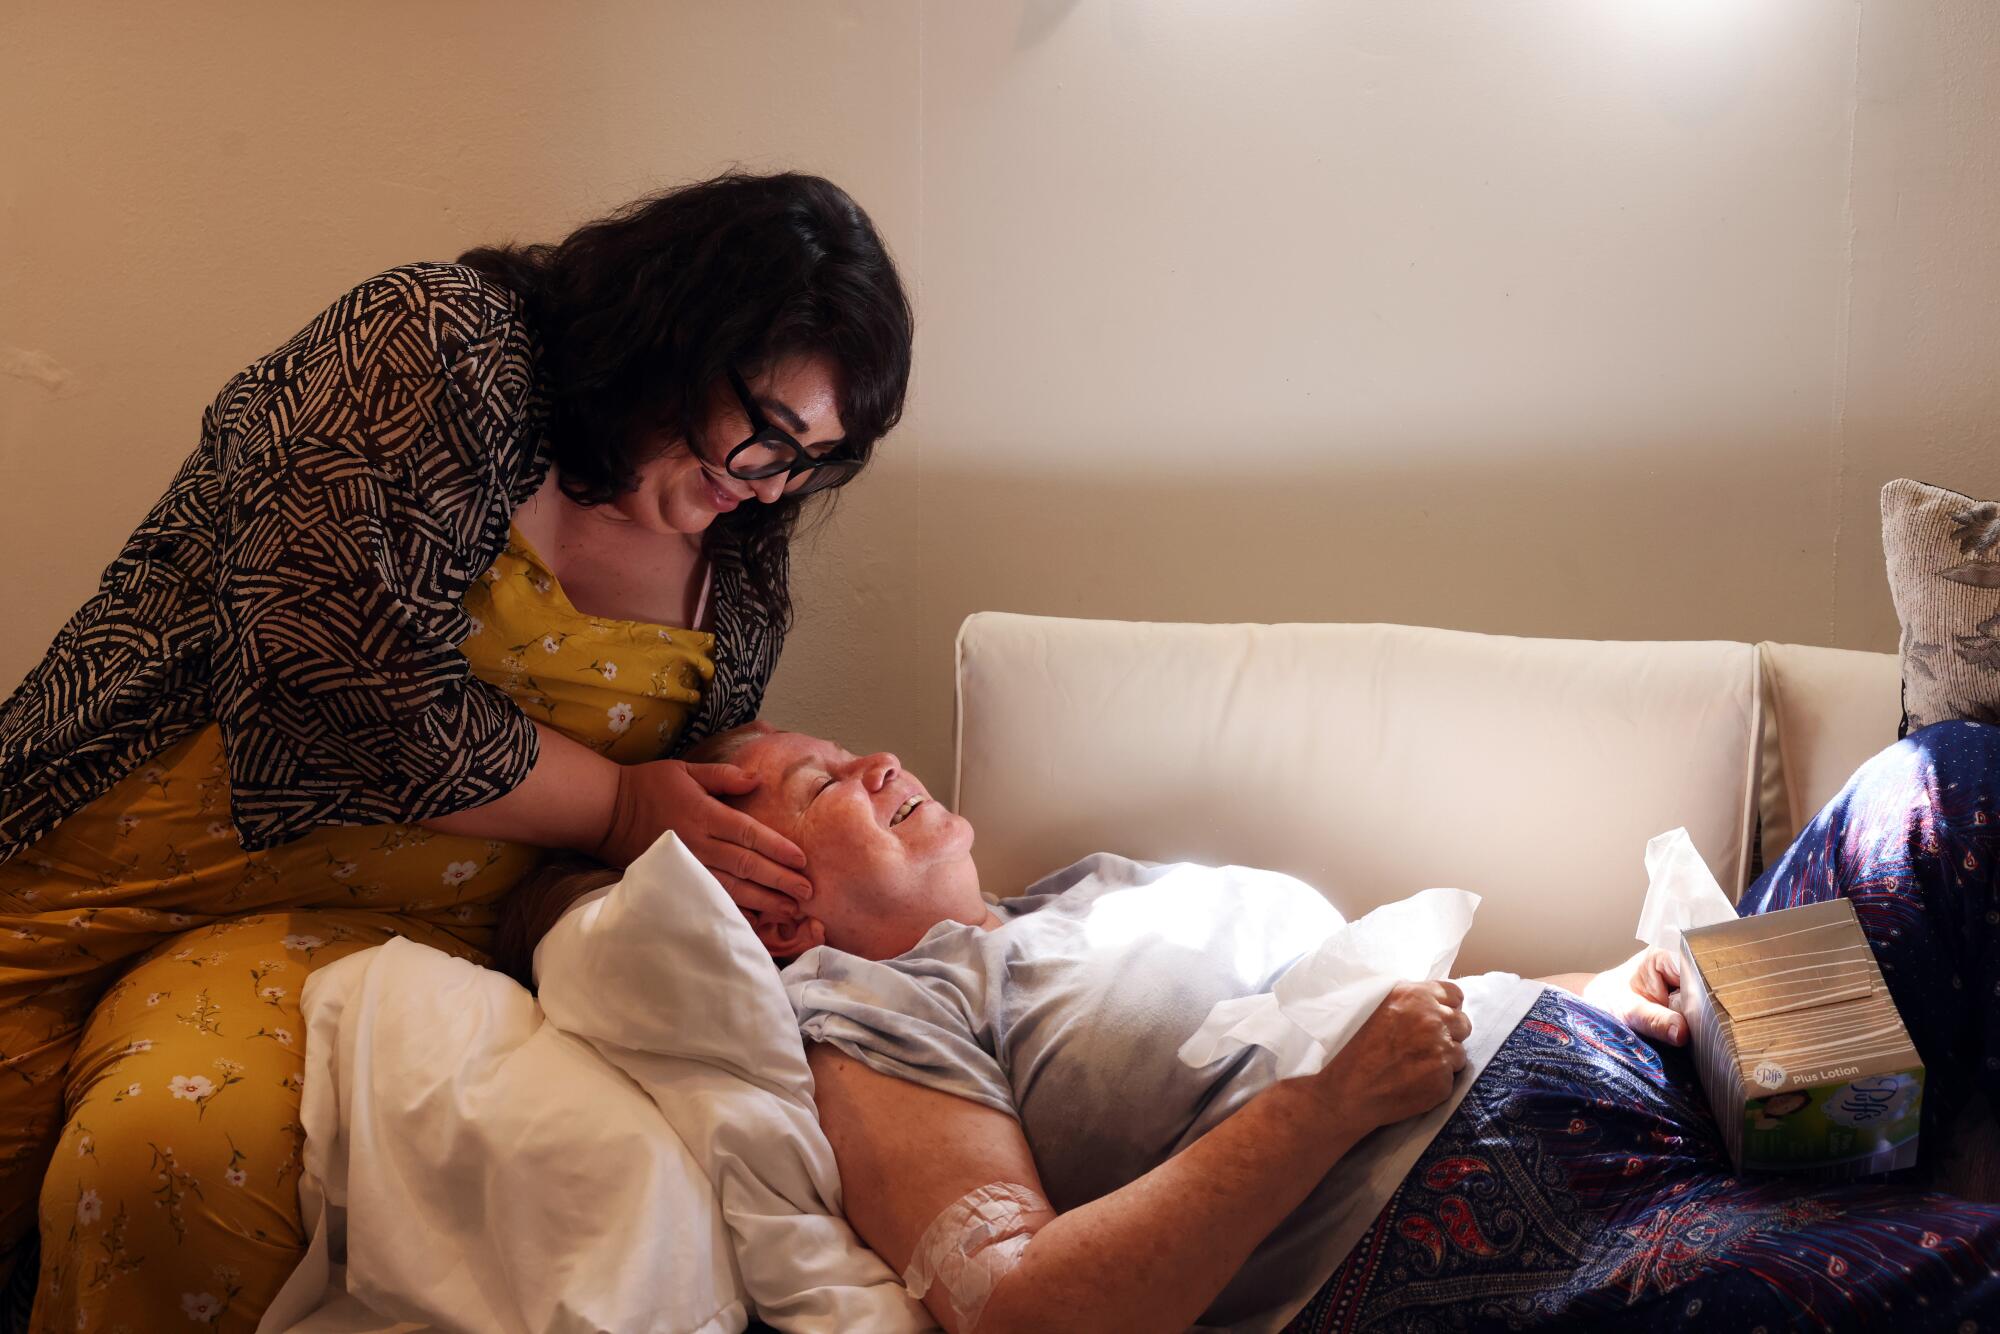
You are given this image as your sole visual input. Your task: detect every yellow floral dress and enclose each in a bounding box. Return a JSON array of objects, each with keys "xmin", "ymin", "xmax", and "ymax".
[{"xmin": 0, "ymin": 529, "xmax": 713, "ymax": 1332}]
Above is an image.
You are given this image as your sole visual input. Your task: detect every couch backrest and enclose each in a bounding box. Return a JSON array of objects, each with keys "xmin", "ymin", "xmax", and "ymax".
[
  {"xmin": 1754, "ymin": 642, "xmax": 1903, "ymax": 869},
  {"xmin": 954, "ymin": 613, "xmax": 1761, "ymax": 979}
]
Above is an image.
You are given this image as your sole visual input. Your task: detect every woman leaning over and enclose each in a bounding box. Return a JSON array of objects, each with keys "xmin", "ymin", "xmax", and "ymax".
[{"xmin": 0, "ymin": 170, "xmax": 912, "ymax": 1329}]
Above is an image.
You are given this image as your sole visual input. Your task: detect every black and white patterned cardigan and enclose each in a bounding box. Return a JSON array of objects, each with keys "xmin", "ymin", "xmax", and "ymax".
[{"xmin": 0, "ymin": 264, "xmax": 782, "ymax": 863}]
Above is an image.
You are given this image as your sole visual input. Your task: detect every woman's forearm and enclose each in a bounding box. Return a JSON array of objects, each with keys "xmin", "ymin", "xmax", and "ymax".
[
  {"xmin": 978, "ymin": 1079, "xmax": 1369, "ymax": 1334},
  {"xmin": 419, "ymin": 721, "xmax": 620, "ymax": 854}
]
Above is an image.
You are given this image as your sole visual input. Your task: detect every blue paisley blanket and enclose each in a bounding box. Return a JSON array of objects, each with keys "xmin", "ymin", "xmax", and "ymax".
[{"xmin": 1288, "ymin": 721, "xmax": 2000, "ymax": 1332}]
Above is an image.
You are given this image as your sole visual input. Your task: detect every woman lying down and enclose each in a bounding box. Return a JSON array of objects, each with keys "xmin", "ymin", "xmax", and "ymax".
[{"xmin": 519, "ymin": 719, "xmax": 2000, "ymax": 1332}]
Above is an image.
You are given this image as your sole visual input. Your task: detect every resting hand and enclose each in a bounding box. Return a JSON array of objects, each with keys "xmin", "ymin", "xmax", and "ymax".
[
  {"xmin": 1581, "ymin": 946, "xmax": 1686, "ymax": 1046},
  {"xmin": 592, "ymin": 759, "xmax": 813, "ymax": 917},
  {"xmin": 1298, "ymin": 980, "xmax": 1471, "ymax": 1131}
]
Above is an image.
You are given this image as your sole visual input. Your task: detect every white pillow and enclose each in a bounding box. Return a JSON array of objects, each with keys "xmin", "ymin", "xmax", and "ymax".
[
  {"xmin": 534, "ymin": 833, "xmax": 937, "ymax": 1333},
  {"xmin": 263, "ymin": 937, "xmax": 744, "ymax": 1334}
]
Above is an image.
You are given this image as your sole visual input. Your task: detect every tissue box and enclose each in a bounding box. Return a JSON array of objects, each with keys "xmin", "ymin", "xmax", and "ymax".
[{"xmin": 1676, "ymin": 898, "xmax": 1923, "ymax": 1178}]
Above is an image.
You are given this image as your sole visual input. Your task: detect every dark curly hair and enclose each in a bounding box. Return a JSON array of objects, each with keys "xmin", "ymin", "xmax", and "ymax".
[{"xmin": 458, "ymin": 171, "xmax": 913, "ymax": 629}]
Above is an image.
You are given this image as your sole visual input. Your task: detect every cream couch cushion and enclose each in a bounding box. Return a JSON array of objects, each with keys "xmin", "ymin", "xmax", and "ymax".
[
  {"xmin": 1755, "ymin": 642, "xmax": 1902, "ymax": 870},
  {"xmin": 954, "ymin": 614, "xmax": 1759, "ymax": 979}
]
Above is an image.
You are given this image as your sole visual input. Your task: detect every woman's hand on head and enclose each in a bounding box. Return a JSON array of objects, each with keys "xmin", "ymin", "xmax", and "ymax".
[
  {"xmin": 1298, "ymin": 980, "xmax": 1471, "ymax": 1131},
  {"xmin": 1581, "ymin": 946, "xmax": 1686, "ymax": 1046},
  {"xmin": 592, "ymin": 758, "xmax": 813, "ymax": 917}
]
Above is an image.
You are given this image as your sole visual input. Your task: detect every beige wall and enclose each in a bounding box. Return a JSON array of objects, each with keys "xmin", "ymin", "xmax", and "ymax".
[{"xmin": 6, "ymin": 2, "xmax": 1999, "ymax": 791}]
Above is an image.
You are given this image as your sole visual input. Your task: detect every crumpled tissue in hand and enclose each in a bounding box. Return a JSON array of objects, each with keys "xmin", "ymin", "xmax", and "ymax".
[
  {"xmin": 1633, "ymin": 826, "xmax": 1738, "ymax": 953},
  {"xmin": 1177, "ymin": 887, "xmax": 1480, "ymax": 1080}
]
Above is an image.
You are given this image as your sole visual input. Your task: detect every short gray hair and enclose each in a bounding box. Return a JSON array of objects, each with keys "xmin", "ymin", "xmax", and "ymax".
[{"xmin": 681, "ymin": 719, "xmax": 776, "ymax": 769}]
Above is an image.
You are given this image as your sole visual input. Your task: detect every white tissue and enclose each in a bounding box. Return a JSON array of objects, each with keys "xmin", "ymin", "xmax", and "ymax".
[
  {"xmin": 1177, "ymin": 887, "xmax": 1480, "ymax": 1080},
  {"xmin": 1633, "ymin": 826, "xmax": 1738, "ymax": 952}
]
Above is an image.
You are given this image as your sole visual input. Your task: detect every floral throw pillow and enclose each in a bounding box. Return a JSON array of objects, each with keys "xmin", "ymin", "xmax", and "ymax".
[{"xmin": 1882, "ymin": 478, "xmax": 2000, "ymax": 734}]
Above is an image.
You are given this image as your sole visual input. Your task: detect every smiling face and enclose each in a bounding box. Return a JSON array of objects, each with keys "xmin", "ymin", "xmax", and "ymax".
[
  {"xmin": 611, "ymin": 352, "xmax": 849, "ymax": 536},
  {"xmin": 728, "ymin": 728, "xmax": 988, "ymax": 961}
]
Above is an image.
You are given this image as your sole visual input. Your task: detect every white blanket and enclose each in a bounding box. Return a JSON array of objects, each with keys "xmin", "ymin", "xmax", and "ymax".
[{"xmin": 259, "ymin": 834, "xmax": 934, "ymax": 1334}]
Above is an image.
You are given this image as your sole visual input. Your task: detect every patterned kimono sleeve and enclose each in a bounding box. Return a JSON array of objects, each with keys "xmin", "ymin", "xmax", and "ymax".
[{"xmin": 209, "ymin": 264, "xmax": 549, "ymax": 851}]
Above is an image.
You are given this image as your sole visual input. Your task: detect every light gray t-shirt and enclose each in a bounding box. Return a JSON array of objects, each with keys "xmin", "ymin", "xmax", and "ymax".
[{"xmin": 784, "ymin": 854, "xmax": 1543, "ymax": 1333}]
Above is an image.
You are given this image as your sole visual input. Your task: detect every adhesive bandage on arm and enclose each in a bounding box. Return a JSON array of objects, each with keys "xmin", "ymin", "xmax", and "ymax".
[{"xmin": 901, "ymin": 1181, "xmax": 1048, "ymax": 1332}]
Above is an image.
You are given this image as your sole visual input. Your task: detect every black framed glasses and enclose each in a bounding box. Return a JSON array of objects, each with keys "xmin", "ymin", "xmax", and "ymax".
[{"xmin": 712, "ymin": 369, "xmax": 862, "ymax": 497}]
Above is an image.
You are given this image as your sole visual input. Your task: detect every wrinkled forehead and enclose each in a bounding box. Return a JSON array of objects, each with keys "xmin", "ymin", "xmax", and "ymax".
[
  {"xmin": 744, "ymin": 729, "xmax": 852, "ymax": 775},
  {"xmin": 739, "ymin": 730, "xmax": 856, "ymax": 818}
]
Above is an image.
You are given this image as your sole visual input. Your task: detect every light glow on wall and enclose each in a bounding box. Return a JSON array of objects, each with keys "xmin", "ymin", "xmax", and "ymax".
[{"xmin": 1618, "ymin": 0, "xmax": 1780, "ymax": 45}]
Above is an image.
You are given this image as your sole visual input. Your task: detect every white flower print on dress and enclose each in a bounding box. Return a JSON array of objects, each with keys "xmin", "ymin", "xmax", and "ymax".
[
  {"xmin": 206, "ymin": 821, "xmax": 232, "ymax": 839},
  {"xmin": 125, "ymin": 1039, "xmax": 154, "ymax": 1055},
  {"xmin": 606, "ymin": 702, "xmax": 635, "ymax": 734},
  {"xmin": 532, "ymin": 575, "xmax": 552, "ymax": 595},
  {"xmin": 259, "ymin": 986, "xmax": 286, "ymax": 1004},
  {"xmin": 167, "ymin": 912, "xmax": 191, "ymax": 926},
  {"xmin": 145, "ymin": 992, "xmax": 167, "ymax": 1007},
  {"xmin": 331, "ymin": 860, "xmax": 358, "ymax": 880},
  {"xmin": 76, "ymin": 1189, "xmax": 101, "ymax": 1226},
  {"xmin": 181, "ymin": 1291, "xmax": 222, "ymax": 1322},
  {"xmin": 466, "ymin": 615, "xmax": 484, "ymax": 638},
  {"xmin": 280, "ymin": 934, "xmax": 324, "ymax": 953},
  {"xmin": 442, "ymin": 860, "xmax": 479, "ymax": 887},
  {"xmin": 116, "ymin": 814, "xmax": 138, "ymax": 836},
  {"xmin": 273, "ymin": 1028, "xmax": 293, "ymax": 1045},
  {"xmin": 169, "ymin": 1074, "xmax": 215, "ymax": 1102},
  {"xmin": 118, "ymin": 1082, "xmax": 142, "ymax": 1100},
  {"xmin": 541, "ymin": 635, "xmax": 560, "ymax": 654},
  {"xmin": 225, "ymin": 1167, "xmax": 247, "ymax": 1188},
  {"xmin": 76, "ymin": 1135, "xmax": 94, "ymax": 1158},
  {"xmin": 599, "ymin": 660, "xmax": 618, "ymax": 681}
]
